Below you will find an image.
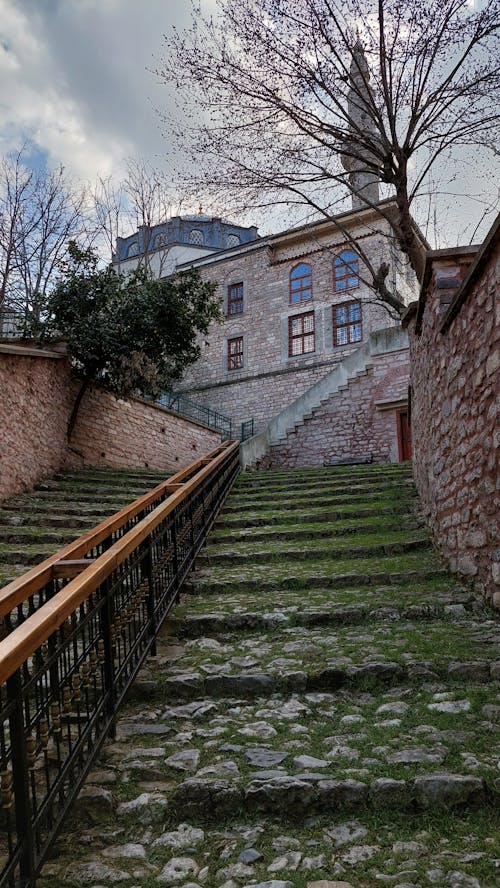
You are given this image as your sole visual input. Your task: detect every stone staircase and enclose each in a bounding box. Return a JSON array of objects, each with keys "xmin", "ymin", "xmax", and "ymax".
[
  {"xmin": 0, "ymin": 467, "xmax": 167, "ymax": 588},
  {"xmin": 8, "ymin": 463, "xmax": 500, "ymax": 887},
  {"xmin": 240, "ymin": 327, "xmax": 408, "ymax": 468}
]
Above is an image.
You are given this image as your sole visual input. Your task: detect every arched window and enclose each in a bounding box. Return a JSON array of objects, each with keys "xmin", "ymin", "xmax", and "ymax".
[
  {"xmin": 127, "ymin": 242, "xmax": 139, "ymax": 258},
  {"xmin": 227, "ymin": 234, "xmax": 240, "ymax": 248},
  {"xmin": 334, "ymin": 250, "xmax": 359, "ymax": 292},
  {"xmin": 189, "ymin": 228, "xmax": 204, "ymax": 245},
  {"xmin": 290, "ymin": 262, "xmax": 312, "ymax": 304}
]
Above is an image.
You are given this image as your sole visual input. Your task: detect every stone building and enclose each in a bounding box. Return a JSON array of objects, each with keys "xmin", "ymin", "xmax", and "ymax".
[
  {"xmin": 114, "ymin": 44, "xmax": 422, "ymax": 465},
  {"xmin": 175, "ymin": 201, "xmax": 418, "ymax": 445},
  {"xmin": 113, "ymin": 214, "xmax": 259, "ymax": 278}
]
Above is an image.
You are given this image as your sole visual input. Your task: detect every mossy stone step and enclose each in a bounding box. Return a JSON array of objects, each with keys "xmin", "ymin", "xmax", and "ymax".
[
  {"xmin": 231, "ymin": 479, "xmax": 416, "ymax": 502},
  {"xmin": 216, "ymin": 503, "xmax": 420, "ymax": 528},
  {"xmin": 0, "ymin": 512, "xmax": 101, "ymax": 529},
  {"xmin": 0, "ymin": 502, "xmax": 129, "ymax": 518},
  {"xmin": 53, "ymin": 468, "xmax": 166, "ymax": 483},
  {"xmin": 221, "ymin": 490, "xmax": 417, "ymax": 514},
  {"xmin": 198, "ymin": 537, "xmax": 431, "ymax": 567},
  {"xmin": 238, "ymin": 464, "xmax": 413, "ymax": 484},
  {"xmin": 0, "ymin": 527, "xmax": 80, "ymax": 545},
  {"xmin": 210, "ymin": 519, "xmax": 423, "ymax": 544},
  {"xmin": 176, "ymin": 599, "xmax": 478, "ymax": 636},
  {"xmin": 13, "ymin": 490, "xmax": 144, "ymax": 505},
  {"xmin": 35, "ymin": 481, "xmax": 162, "ymax": 498}
]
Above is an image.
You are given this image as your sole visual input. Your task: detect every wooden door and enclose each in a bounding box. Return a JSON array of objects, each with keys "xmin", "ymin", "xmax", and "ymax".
[{"xmin": 397, "ymin": 409, "xmax": 412, "ymax": 462}]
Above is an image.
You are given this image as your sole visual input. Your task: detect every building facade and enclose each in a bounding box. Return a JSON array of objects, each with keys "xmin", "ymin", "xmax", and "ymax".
[{"xmin": 176, "ymin": 202, "xmax": 418, "ymax": 438}]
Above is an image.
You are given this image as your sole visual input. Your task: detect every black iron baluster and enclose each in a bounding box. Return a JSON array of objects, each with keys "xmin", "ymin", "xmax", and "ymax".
[{"xmin": 7, "ymin": 670, "xmax": 35, "ymax": 886}]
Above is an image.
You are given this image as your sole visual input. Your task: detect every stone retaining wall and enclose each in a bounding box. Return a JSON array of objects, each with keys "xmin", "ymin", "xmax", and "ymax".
[
  {"xmin": 257, "ymin": 347, "xmax": 409, "ymax": 469},
  {"xmin": 405, "ymin": 216, "xmax": 500, "ymax": 606},
  {"xmin": 69, "ymin": 385, "xmax": 220, "ymax": 473},
  {"xmin": 0, "ymin": 345, "xmax": 73, "ymax": 500},
  {"xmin": 0, "ymin": 345, "xmax": 221, "ymax": 500}
]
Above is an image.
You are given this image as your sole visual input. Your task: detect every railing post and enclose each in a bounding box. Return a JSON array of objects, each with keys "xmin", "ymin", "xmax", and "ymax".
[
  {"xmin": 143, "ymin": 542, "xmax": 157, "ymax": 657},
  {"xmin": 171, "ymin": 515, "xmax": 180, "ymax": 604},
  {"xmin": 100, "ymin": 578, "xmax": 117, "ymax": 740},
  {"xmin": 7, "ymin": 669, "xmax": 35, "ymax": 886}
]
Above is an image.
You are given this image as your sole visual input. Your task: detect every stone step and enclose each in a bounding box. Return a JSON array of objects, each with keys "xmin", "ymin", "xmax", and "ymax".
[
  {"xmin": 190, "ymin": 547, "xmax": 443, "ymax": 588},
  {"xmin": 0, "ymin": 511, "xmax": 102, "ymax": 529},
  {"xmin": 221, "ymin": 490, "xmax": 417, "ymax": 514},
  {"xmin": 231, "ymin": 478, "xmax": 416, "ymax": 502},
  {"xmin": 0, "ymin": 544, "xmax": 60, "ymax": 566},
  {"xmin": 199, "ymin": 535, "xmax": 432, "ymax": 566},
  {"xmin": 11, "ymin": 490, "xmax": 144, "ymax": 506},
  {"xmin": 53, "ymin": 469, "xmax": 166, "ymax": 484},
  {"xmin": 0, "ymin": 502, "xmax": 127, "ymax": 518},
  {"xmin": 210, "ymin": 517, "xmax": 424, "ymax": 544},
  {"xmin": 35, "ymin": 480, "xmax": 162, "ymax": 498},
  {"xmin": 0, "ymin": 527, "xmax": 79, "ymax": 546},
  {"xmin": 176, "ymin": 575, "xmax": 476, "ymax": 620},
  {"xmin": 176, "ymin": 599, "xmax": 480, "ymax": 637},
  {"xmin": 216, "ymin": 503, "xmax": 420, "ymax": 528},
  {"xmin": 238, "ymin": 464, "xmax": 413, "ymax": 486},
  {"xmin": 43, "ymin": 799, "xmax": 500, "ymax": 887}
]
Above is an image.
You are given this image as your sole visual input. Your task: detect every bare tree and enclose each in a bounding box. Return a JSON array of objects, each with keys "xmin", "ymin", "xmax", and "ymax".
[
  {"xmin": 0, "ymin": 148, "xmax": 38, "ymax": 323},
  {"xmin": 159, "ymin": 0, "xmax": 500, "ymax": 313},
  {"xmin": 89, "ymin": 175, "xmax": 128, "ymax": 268},
  {"xmin": 123, "ymin": 159, "xmax": 172, "ymax": 275},
  {"xmin": 0, "ymin": 147, "xmax": 88, "ymax": 330}
]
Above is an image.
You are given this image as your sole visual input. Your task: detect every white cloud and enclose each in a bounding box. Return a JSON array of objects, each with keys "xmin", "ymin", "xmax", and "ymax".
[{"xmin": 0, "ymin": 0, "xmax": 201, "ymax": 181}]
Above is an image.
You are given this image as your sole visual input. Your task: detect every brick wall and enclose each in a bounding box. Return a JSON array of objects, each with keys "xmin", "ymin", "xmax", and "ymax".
[
  {"xmin": 406, "ymin": 221, "xmax": 499, "ymax": 606},
  {"xmin": 258, "ymin": 349, "xmax": 410, "ymax": 468},
  {"xmin": 0, "ymin": 346, "xmax": 221, "ymax": 501},
  {"xmin": 178, "ymin": 210, "xmax": 415, "ymax": 432}
]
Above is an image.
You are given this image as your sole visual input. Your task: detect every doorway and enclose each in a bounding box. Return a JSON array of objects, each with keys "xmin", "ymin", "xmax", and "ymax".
[{"xmin": 396, "ymin": 408, "xmax": 412, "ymax": 461}]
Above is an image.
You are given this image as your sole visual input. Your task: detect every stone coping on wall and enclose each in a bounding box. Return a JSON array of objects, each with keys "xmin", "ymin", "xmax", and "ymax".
[
  {"xmin": 0, "ymin": 342, "xmax": 67, "ymax": 360},
  {"xmin": 440, "ymin": 212, "xmax": 500, "ymax": 332}
]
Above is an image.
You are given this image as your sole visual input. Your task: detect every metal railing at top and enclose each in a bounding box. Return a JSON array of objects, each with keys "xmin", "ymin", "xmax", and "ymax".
[
  {"xmin": 0, "ymin": 440, "xmax": 240, "ymax": 887},
  {"xmin": 156, "ymin": 392, "xmax": 232, "ymax": 439}
]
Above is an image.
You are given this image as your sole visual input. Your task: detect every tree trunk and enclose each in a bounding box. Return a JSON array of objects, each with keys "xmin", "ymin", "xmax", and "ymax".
[{"xmin": 67, "ymin": 378, "xmax": 90, "ymax": 440}]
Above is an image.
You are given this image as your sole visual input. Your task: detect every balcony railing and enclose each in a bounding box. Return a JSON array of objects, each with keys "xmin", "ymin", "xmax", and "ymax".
[{"xmin": 0, "ymin": 441, "xmax": 240, "ymax": 887}]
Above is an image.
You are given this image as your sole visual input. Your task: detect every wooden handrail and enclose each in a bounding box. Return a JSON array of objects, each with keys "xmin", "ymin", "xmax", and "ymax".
[
  {"xmin": 0, "ymin": 441, "xmax": 231, "ymax": 620},
  {"xmin": 0, "ymin": 441, "xmax": 239, "ymax": 685}
]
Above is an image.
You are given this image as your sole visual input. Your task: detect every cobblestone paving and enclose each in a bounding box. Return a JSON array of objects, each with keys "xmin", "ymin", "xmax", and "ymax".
[{"xmin": 31, "ymin": 464, "xmax": 500, "ymax": 887}]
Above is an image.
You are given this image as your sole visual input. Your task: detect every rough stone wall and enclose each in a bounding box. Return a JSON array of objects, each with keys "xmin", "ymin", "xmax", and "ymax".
[
  {"xmin": 407, "ymin": 243, "xmax": 499, "ymax": 605},
  {"xmin": 68, "ymin": 386, "xmax": 221, "ymax": 474},
  {"xmin": 0, "ymin": 348, "xmax": 73, "ymax": 500},
  {"xmin": 0, "ymin": 348, "xmax": 221, "ymax": 501},
  {"xmin": 178, "ymin": 214, "xmax": 413, "ymax": 432},
  {"xmin": 258, "ymin": 349, "xmax": 410, "ymax": 469}
]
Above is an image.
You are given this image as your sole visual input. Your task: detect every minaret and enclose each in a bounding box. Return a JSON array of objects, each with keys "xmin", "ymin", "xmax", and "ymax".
[{"xmin": 341, "ymin": 39, "xmax": 380, "ymax": 209}]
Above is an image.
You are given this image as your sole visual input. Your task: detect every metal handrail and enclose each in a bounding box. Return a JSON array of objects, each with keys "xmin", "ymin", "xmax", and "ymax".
[
  {"xmin": 0, "ymin": 441, "xmax": 231, "ymax": 628},
  {"xmin": 156, "ymin": 391, "xmax": 232, "ymax": 439},
  {"xmin": 0, "ymin": 440, "xmax": 240, "ymax": 887}
]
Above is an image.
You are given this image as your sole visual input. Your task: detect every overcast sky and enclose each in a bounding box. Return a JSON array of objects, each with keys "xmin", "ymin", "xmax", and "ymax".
[
  {"xmin": 0, "ymin": 0, "xmax": 497, "ymax": 246},
  {"xmin": 0, "ymin": 0, "xmax": 200, "ymax": 180}
]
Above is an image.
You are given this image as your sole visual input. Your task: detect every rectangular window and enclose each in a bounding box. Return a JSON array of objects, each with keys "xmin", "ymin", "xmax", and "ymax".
[
  {"xmin": 227, "ymin": 282, "xmax": 244, "ymax": 315},
  {"xmin": 288, "ymin": 311, "xmax": 315, "ymax": 357},
  {"xmin": 227, "ymin": 336, "xmax": 243, "ymax": 370},
  {"xmin": 333, "ymin": 300, "xmax": 362, "ymax": 347}
]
